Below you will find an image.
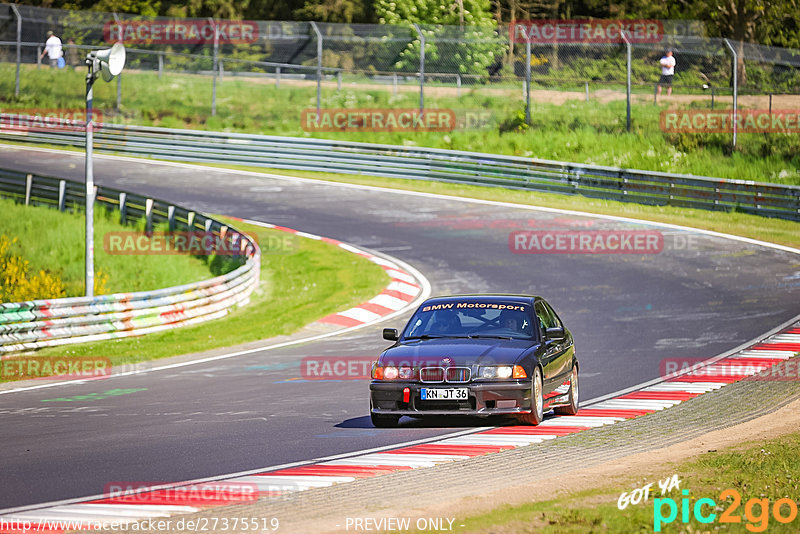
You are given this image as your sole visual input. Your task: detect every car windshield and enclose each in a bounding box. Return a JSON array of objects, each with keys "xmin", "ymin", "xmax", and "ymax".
[{"xmin": 402, "ymin": 300, "xmax": 536, "ymax": 340}]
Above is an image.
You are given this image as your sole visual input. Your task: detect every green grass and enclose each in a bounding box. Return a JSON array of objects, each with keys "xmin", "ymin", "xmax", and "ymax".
[
  {"xmin": 205, "ymin": 164, "xmax": 800, "ymax": 250},
  {"xmin": 2, "ymin": 63, "xmax": 799, "ymax": 185},
  {"xmin": 12, "ymin": 217, "xmax": 389, "ymax": 370},
  {"xmin": 450, "ymin": 432, "xmax": 800, "ymax": 533},
  {"xmin": 0, "ymin": 197, "xmax": 214, "ymax": 296}
]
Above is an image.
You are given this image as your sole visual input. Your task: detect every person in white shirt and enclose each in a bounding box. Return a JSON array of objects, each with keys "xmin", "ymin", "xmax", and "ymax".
[
  {"xmin": 40, "ymin": 30, "xmax": 63, "ymax": 68},
  {"xmin": 657, "ymin": 50, "xmax": 675, "ymax": 97}
]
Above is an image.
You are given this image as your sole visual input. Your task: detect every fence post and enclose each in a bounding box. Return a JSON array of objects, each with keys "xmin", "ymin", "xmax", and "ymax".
[
  {"xmin": 393, "ymin": 72, "xmax": 398, "ymax": 95},
  {"xmin": 219, "ymin": 58, "xmax": 224, "ymax": 80},
  {"xmin": 457, "ymin": 74, "xmax": 461, "ymax": 97},
  {"xmin": 711, "ymin": 87, "xmax": 715, "ymax": 109},
  {"xmin": 10, "ymin": 4, "xmax": 22, "ymax": 98},
  {"xmin": 769, "ymin": 93, "xmax": 772, "ymax": 114},
  {"xmin": 187, "ymin": 211, "xmax": 196, "ymax": 230},
  {"xmin": 337, "ymin": 70, "xmax": 342, "ymax": 90},
  {"xmin": 158, "ymin": 52, "xmax": 163, "ymax": 78},
  {"xmin": 145, "ymin": 198, "xmax": 154, "ymax": 234},
  {"xmin": 210, "ymin": 17, "xmax": 219, "ymax": 116},
  {"xmin": 37, "ymin": 46, "xmax": 41, "ymax": 69},
  {"xmin": 168, "ymin": 205, "xmax": 176, "ymax": 231},
  {"xmin": 585, "ymin": 81, "xmax": 589, "ymax": 102},
  {"xmin": 525, "ymin": 40, "xmax": 531, "ymax": 125},
  {"xmin": 724, "ymin": 39, "xmax": 738, "ymax": 149},
  {"xmin": 310, "ymin": 22, "xmax": 323, "ymax": 117},
  {"xmin": 621, "ymin": 30, "xmax": 631, "ymax": 132},
  {"xmin": 276, "ymin": 66, "xmax": 281, "ymax": 88},
  {"xmin": 413, "ymin": 24, "xmax": 425, "ymax": 117}
]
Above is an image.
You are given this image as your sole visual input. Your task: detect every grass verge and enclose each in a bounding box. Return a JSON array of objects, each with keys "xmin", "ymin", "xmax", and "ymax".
[
  {"xmin": 0, "ymin": 196, "xmax": 214, "ymax": 296},
  {"xmin": 1, "ymin": 217, "xmax": 390, "ymax": 381},
  {"xmin": 203, "ymin": 164, "xmax": 800, "ymax": 250},
  {"xmin": 2, "ymin": 64, "xmax": 799, "ymax": 184},
  {"xmin": 452, "ymin": 432, "xmax": 800, "ymax": 533}
]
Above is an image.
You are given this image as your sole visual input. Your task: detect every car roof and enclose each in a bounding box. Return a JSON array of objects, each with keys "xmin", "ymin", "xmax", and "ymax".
[{"xmin": 421, "ymin": 294, "xmax": 541, "ymax": 306}]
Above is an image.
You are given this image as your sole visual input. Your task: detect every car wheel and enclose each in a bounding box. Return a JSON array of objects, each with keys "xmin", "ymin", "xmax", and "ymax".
[
  {"xmin": 517, "ymin": 367, "xmax": 544, "ymax": 425},
  {"xmin": 554, "ymin": 364, "xmax": 579, "ymax": 416},
  {"xmin": 371, "ymin": 412, "xmax": 400, "ymax": 428}
]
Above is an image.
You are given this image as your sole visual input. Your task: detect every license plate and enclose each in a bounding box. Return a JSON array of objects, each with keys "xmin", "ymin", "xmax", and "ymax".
[{"xmin": 421, "ymin": 388, "xmax": 468, "ymax": 400}]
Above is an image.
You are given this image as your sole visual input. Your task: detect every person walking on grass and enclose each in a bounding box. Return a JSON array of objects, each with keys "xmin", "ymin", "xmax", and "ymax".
[
  {"xmin": 40, "ymin": 30, "xmax": 63, "ymax": 69},
  {"xmin": 657, "ymin": 50, "xmax": 675, "ymax": 98}
]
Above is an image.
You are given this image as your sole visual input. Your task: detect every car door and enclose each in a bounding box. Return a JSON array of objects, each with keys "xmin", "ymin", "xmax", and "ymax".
[
  {"xmin": 542, "ymin": 300, "xmax": 573, "ymax": 382},
  {"xmin": 534, "ymin": 301, "xmax": 563, "ymax": 392}
]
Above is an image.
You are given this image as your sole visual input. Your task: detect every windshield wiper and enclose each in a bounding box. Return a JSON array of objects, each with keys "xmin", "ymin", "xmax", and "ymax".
[{"xmin": 467, "ymin": 334, "xmax": 514, "ymax": 340}]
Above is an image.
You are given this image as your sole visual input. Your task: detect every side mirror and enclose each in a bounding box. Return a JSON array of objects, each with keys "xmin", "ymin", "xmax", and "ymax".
[
  {"xmin": 545, "ymin": 327, "xmax": 565, "ymax": 340},
  {"xmin": 383, "ymin": 328, "xmax": 398, "ymax": 341}
]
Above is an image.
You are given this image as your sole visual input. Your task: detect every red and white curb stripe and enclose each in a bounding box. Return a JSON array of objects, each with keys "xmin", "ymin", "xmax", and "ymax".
[
  {"xmin": 240, "ymin": 220, "xmax": 422, "ymax": 328},
  {"xmin": 2, "ymin": 328, "xmax": 797, "ymax": 532}
]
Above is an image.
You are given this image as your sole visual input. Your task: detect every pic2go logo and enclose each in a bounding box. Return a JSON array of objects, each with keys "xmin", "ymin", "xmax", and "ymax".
[{"xmin": 654, "ymin": 489, "xmax": 799, "ymax": 532}]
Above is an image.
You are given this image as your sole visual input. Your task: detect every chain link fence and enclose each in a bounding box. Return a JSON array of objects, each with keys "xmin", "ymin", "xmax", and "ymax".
[{"xmin": 2, "ymin": 3, "xmax": 800, "ymax": 149}]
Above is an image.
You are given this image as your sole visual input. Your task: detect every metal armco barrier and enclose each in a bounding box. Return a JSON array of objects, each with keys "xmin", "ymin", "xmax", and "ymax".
[
  {"xmin": 1, "ymin": 121, "xmax": 799, "ymax": 221},
  {"xmin": 0, "ymin": 168, "xmax": 261, "ymax": 354}
]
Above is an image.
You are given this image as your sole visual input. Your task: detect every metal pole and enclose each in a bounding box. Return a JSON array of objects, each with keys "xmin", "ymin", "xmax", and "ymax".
[
  {"xmin": 525, "ymin": 39, "xmax": 531, "ymax": 124},
  {"xmin": 622, "ymin": 30, "xmax": 631, "ymax": 132},
  {"xmin": 724, "ymin": 39, "xmax": 738, "ymax": 149},
  {"xmin": 414, "ymin": 24, "xmax": 425, "ymax": 117},
  {"xmin": 310, "ymin": 22, "xmax": 322, "ymax": 116},
  {"xmin": 711, "ymin": 87, "xmax": 715, "ymax": 109},
  {"xmin": 113, "ymin": 14, "xmax": 122, "ymax": 112},
  {"xmin": 276, "ymin": 66, "xmax": 281, "ymax": 88},
  {"xmin": 85, "ymin": 69, "xmax": 96, "ymax": 298},
  {"xmin": 210, "ymin": 18, "xmax": 218, "ymax": 116},
  {"xmin": 585, "ymin": 81, "xmax": 589, "ymax": 102},
  {"xmin": 456, "ymin": 74, "xmax": 461, "ymax": 97},
  {"xmin": 158, "ymin": 52, "xmax": 163, "ymax": 78},
  {"xmin": 10, "ymin": 4, "xmax": 21, "ymax": 98},
  {"xmin": 769, "ymin": 93, "xmax": 772, "ymax": 114}
]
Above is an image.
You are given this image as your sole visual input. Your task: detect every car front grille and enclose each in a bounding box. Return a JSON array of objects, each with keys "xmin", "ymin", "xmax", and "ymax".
[
  {"xmin": 415, "ymin": 398, "xmax": 476, "ymax": 411},
  {"xmin": 420, "ymin": 367, "xmax": 444, "ymax": 382},
  {"xmin": 446, "ymin": 367, "xmax": 471, "ymax": 383}
]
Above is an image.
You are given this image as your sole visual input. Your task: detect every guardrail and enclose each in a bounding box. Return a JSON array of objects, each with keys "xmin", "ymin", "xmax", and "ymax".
[
  {"xmin": 0, "ymin": 167, "xmax": 260, "ymax": 354},
  {"xmin": 1, "ymin": 121, "xmax": 798, "ymax": 221}
]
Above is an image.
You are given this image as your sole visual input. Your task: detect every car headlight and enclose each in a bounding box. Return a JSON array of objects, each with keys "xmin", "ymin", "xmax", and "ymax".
[
  {"xmin": 478, "ymin": 365, "xmax": 527, "ymax": 379},
  {"xmin": 372, "ymin": 364, "xmax": 414, "ymax": 380}
]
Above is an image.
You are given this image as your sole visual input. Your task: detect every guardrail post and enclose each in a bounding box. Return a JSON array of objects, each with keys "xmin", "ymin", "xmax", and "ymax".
[
  {"xmin": 275, "ymin": 66, "xmax": 281, "ymax": 88},
  {"xmin": 10, "ymin": 4, "xmax": 22, "ymax": 98},
  {"xmin": 168, "ymin": 205, "xmax": 176, "ymax": 231},
  {"xmin": 210, "ymin": 17, "xmax": 219, "ymax": 117},
  {"xmin": 25, "ymin": 174, "xmax": 32, "ymax": 205},
  {"xmin": 119, "ymin": 192, "xmax": 127, "ymax": 224},
  {"xmin": 204, "ymin": 218, "xmax": 213, "ymax": 232},
  {"xmin": 413, "ymin": 23, "xmax": 425, "ymax": 118},
  {"xmin": 187, "ymin": 211, "xmax": 196, "ymax": 229},
  {"xmin": 158, "ymin": 52, "xmax": 164, "ymax": 78},
  {"xmin": 58, "ymin": 180, "xmax": 66, "ymax": 211},
  {"xmin": 310, "ymin": 22, "xmax": 323, "ymax": 117},
  {"xmin": 145, "ymin": 198, "xmax": 154, "ymax": 234},
  {"xmin": 724, "ymin": 39, "xmax": 738, "ymax": 149},
  {"xmin": 337, "ymin": 70, "xmax": 342, "ymax": 91}
]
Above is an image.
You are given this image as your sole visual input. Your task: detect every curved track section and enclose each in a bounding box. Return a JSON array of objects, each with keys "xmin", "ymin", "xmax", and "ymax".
[{"xmin": 0, "ymin": 145, "xmax": 798, "ymax": 511}]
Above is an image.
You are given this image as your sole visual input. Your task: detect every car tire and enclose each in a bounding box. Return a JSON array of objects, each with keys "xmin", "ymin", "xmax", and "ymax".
[
  {"xmin": 554, "ymin": 364, "xmax": 579, "ymax": 416},
  {"xmin": 371, "ymin": 412, "xmax": 400, "ymax": 428},
  {"xmin": 517, "ymin": 367, "xmax": 544, "ymax": 425}
]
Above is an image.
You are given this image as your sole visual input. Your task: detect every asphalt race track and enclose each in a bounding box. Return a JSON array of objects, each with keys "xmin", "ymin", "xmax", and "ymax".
[{"xmin": 1, "ymin": 145, "xmax": 798, "ymax": 510}]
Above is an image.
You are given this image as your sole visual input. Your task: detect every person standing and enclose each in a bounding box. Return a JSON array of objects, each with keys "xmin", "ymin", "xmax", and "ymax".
[
  {"xmin": 40, "ymin": 30, "xmax": 63, "ymax": 68},
  {"xmin": 657, "ymin": 50, "xmax": 675, "ymax": 97},
  {"xmin": 65, "ymin": 38, "xmax": 80, "ymax": 70}
]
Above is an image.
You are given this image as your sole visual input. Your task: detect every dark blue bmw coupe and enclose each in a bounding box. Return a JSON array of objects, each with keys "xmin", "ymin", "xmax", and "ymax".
[{"xmin": 369, "ymin": 295, "xmax": 578, "ymax": 427}]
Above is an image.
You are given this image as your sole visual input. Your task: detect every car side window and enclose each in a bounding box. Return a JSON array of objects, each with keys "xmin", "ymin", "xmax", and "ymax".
[
  {"xmin": 534, "ymin": 302, "xmax": 552, "ymax": 334},
  {"xmin": 543, "ymin": 302, "xmax": 563, "ymax": 329}
]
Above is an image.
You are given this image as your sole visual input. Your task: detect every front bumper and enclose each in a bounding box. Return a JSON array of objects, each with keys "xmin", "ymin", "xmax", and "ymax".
[{"xmin": 370, "ymin": 380, "xmax": 532, "ymax": 416}]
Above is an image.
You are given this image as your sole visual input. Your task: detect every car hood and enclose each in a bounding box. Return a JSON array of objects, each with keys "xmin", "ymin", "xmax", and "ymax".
[{"xmin": 380, "ymin": 338, "xmax": 537, "ymax": 367}]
